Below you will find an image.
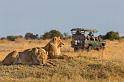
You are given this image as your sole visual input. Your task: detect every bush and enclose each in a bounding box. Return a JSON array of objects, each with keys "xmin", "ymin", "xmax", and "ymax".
[
  {"xmin": 104, "ymin": 31, "xmax": 119, "ymax": 40},
  {"xmin": 7, "ymin": 36, "xmax": 16, "ymax": 41},
  {"xmin": 25, "ymin": 32, "xmax": 39, "ymax": 40},
  {"xmin": 16, "ymin": 35, "xmax": 23, "ymax": 38},
  {"xmin": 6, "ymin": 35, "xmax": 23, "ymax": 41},
  {"xmin": 120, "ymin": 36, "xmax": 124, "ymax": 39},
  {"xmin": 42, "ymin": 30, "xmax": 63, "ymax": 39},
  {"xmin": 0, "ymin": 37, "xmax": 6, "ymax": 40}
]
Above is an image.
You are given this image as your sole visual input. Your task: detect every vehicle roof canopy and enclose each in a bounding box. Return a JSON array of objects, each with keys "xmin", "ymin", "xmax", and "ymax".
[{"xmin": 71, "ymin": 28, "xmax": 98, "ymax": 33}]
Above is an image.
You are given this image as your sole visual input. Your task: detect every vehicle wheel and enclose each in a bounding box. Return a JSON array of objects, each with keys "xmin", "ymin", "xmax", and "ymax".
[
  {"xmin": 74, "ymin": 47, "xmax": 79, "ymax": 52},
  {"xmin": 87, "ymin": 46, "xmax": 92, "ymax": 51},
  {"xmin": 96, "ymin": 47, "xmax": 100, "ymax": 51}
]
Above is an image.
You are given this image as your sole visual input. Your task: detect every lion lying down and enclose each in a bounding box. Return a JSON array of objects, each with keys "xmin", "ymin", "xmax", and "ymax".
[
  {"xmin": 2, "ymin": 36, "xmax": 64, "ymax": 65},
  {"xmin": 2, "ymin": 47, "xmax": 48, "ymax": 65}
]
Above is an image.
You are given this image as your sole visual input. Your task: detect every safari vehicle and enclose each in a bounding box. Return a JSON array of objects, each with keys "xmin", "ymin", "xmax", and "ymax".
[{"xmin": 71, "ymin": 28, "xmax": 106, "ymax": 51}]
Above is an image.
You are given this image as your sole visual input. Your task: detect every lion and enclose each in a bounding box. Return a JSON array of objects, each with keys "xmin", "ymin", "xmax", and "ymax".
[
  {"xmin": 43, "ymin": 36, "xmax": 64, "ymax": 58},
  {"xmin": 14, "ymin": 47, "xmax": 48, "ymax": 65},
  {"xmin": 2, "ymin": 47, "xmax": 48, "ymax": 65}
]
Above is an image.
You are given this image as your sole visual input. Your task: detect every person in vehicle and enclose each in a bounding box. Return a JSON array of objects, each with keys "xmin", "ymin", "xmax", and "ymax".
[
  {"xmin": 87, "ymin": 32, "xmax": 95, "ymax": 41},
  {"xmin": 76, "ymin": 30, "xmax": 81, "ymax": 35}
]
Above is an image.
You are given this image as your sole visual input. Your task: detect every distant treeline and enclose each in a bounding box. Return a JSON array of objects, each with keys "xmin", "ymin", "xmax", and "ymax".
[
  {"xmin": 0, "ymin": 30, "xmax": 71, "ymax": 41},
  {"xmin": 0, "ymin": 29, "xmax": 123, "ymax": 41}
]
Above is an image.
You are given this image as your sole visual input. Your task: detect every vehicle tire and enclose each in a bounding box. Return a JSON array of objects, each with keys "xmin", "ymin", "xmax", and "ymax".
[
  {"xmin": 96, "ymin": 47, "xmax": 100, "ymax": 51},
  {"xmin": 88, "ymin": 46, "xmax": 92, "ymax": 51},
  {"xmin": 74, "ymin": 47, "xmax": 79, "ymax": 52}
]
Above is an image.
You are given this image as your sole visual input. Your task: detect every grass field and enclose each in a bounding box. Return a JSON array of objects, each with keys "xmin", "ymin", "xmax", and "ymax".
[{"xmin": 0, "ymin": 39, "xmax": 124, "ymax": 82}]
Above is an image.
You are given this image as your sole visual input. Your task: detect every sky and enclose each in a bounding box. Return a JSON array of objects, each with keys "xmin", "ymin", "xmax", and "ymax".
[{"xmin": 0, "ymin": 0, "xmax": 124, "ymax": 37}]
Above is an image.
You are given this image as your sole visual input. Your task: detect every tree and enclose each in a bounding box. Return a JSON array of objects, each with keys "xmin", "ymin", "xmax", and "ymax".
[
  {"xmin": 104, "ymin": 31, "xmax": 119, "ymax": 40},
  {"xmin": 6, "ymin": 35, "xmax": 23, "ymax": 41},
  {"xmin": 25, "ymin": 32, "xmax": 39, "ymax": 40},
  {"xmin": 0, "ymin": 37, "xmax": 6, "ymax": 40},
  {"xmin": 120, "ymin": 36, "xmax": 124, "ymax": 39},
  {"xmin": 42, "ymin": 30, "xmax": 63, "ymax": 39}
]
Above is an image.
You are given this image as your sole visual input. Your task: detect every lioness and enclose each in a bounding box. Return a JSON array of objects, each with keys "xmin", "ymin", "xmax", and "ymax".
[
  {"xmin": 15, "ymin": 47, "xmax": 48, "ymax": 65},
  {"xmin": 2, "ymin": 47, "xmax": 48, "ymax": 65}
]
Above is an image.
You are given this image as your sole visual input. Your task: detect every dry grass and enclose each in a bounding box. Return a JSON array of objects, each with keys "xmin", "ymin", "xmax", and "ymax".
[{"xmin": 0, "ymin": 39, "xmax": 124, "ymax": 82}]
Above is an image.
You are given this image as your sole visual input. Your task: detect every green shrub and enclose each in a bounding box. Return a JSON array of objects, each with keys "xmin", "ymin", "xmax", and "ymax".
[
  {"xmin": 42, "ymin": 30, "xmax": 63, "ymax": 39},
  {"xmin": 104, "ymin": 31, "xmax": 119, "ymax": 40},
  {"xmin": 6, "ymin": 35, "xmax": 23, "ymax": 41},
  {"xmin": 120, "ymin": 36, "xmax": 124, "ymax": 39},
  {"xmin": 7, "ymin": 36, "xmax": 17, "ymax": 41},
  {"xmin": 25, "ymin": 32, "xmax": 39, "ymax": 40},
  {"xmin": 0, "ymin": 37, "xmax": 6, "ymax": 40}
]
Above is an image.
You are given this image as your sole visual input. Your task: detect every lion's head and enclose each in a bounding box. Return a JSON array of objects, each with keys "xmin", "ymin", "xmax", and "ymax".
[
  {"xmin": 44, "ymin": 36, "xmax": 64, "ymax": 58},
  {"xmin": 32, "ymin": 47, "xmax": 48, "ymax": 65}
]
